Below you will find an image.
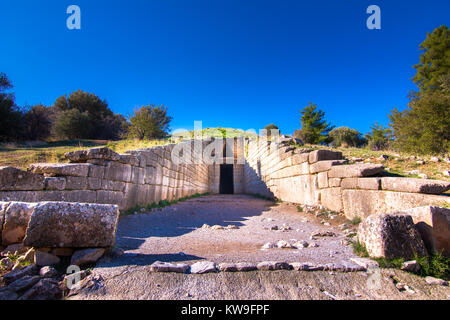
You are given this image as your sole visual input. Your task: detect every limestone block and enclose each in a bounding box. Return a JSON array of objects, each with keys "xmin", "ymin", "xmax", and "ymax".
[
  {"xmin": 0, "ymin": 167, "xmax": 45, "ymax": 191},
  {"xmin": 310, "ymin": 160, "xmax": 348, "ymax": 174},
  {"xmin": 123, "ymin": 183, "xmax": 138, "ymax": 208},
  {"xmin": 358, "ymin": 213, "xmax": 428, "ymax": 259},
  {"xmin": 103, "ymin": 162, "xmax": 132, "ymax": 182},
  {"xmin": 118, "ymin": 154, "xmax": 139, "ymax": 167},
  {"xmin": 130, "ymin": 166, "xmax": 146, "ymax": 185},
  {"xmin": 342, "ymin": 189, "xmax": 450, "ymax": 220},
  {"xmin": 144, "ymin": 166, "xmax": 156, "ymax": 184},
  {"xmin": 291, "ymin": 153, "xmax": 310, "ymax": 165},
  {"xmin": 341, "ymin": 178, "xmax": 381, "ymax": 190},
  {"xmin": 44, "ymin": 177, "xmax": 66, "ymax": 191},
  {"xmin": 397, "ymin": 206, "xmax": 450, "ymax": 257},
  {"xmin": 308, "ymin": 150, "xmax": 343, "ymax": 164},
  {"xmin": 320, "ymin": 187, "xmax": 343, "ymax": 212},
  {"xmin": 328, "ymin": 164, "xmax": 384, "ymax": 178},
  {"xmin": 381, "ymin": 177, "xmax": 450, "ymax": 194},
  {"xmin": 318, "ymin": 171, "xmax": 328, "ymax": 188},
  {"xmin": 96, "ymin": 190, "xmax": 124, "ymax": 208},
  {"xmin": 65, "ymin": 176, "xmax": 87, "ymax": 190},
  {"xmin": 87, "ymin": 165, "xmax": 104, "ymax": 179},
  {"xmin": 87, "ymin": 177, "xmax": 102, "ymax": 190},
  {"xmin": 65, "ymin": 147, "xmax": 121, "ymax": 163},
  {"xmin": 23, "ymin": 202, "xmax": 119, "ymax": 248},
  {"xmin": 329, "ymin": 178, "xmax": 341, "ymax": 187},
  {"xmin": 28, "ymin": 163, "xmax": 90, "ymax": 177},
  {"xmin": 2, "ymin": 202, "xmax": 37, "ymax": 245},
  {"xmin": 101, "ymin": 180, "xmax": 126, "ymax": 192}
]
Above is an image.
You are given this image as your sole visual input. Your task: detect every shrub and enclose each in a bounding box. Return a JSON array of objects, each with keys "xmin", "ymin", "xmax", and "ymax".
[{"xmin": 329, "ymin": 127, "xmax": 367, "ymax": 148}]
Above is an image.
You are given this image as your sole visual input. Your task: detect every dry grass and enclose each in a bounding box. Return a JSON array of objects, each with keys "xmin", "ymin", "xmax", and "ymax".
[
  {"xmin": 1, "ymin": 138, "xmax": 449, "ymax": 183},
  {"xmin": 0, "ymin": 139, "xmax": 169, "ymax": 170}
]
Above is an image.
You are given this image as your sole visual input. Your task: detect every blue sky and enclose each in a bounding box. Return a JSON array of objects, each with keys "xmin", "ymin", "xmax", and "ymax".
[{"xmin": 1, "ymin": 0, "xmax": 449, "ymax": 135}]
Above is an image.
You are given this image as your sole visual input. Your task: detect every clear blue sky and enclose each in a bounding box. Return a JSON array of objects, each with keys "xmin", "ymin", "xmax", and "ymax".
[{"xmin": 1, "ymin": 0, "xmax": 449, "ymax": 135}]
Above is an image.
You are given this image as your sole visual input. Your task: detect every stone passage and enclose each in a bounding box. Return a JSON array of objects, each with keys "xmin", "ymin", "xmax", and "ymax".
[{"xmin": 0, "ymin": 137, "xmax": 449, "ymax": 219}]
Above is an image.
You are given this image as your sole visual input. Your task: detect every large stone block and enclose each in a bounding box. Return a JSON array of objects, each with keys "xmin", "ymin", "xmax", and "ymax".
[
  {"xmin": 101, "ymin": 180, "xmax": 126, "ymax": 192},
  {"xmin": 397, "ymin": 206, "xmax": 450, "ymax": 257},
  {"xmin": 0, "ymin": 167, "xmax": 45, "ymax": 191},
  {"xmin": 103, "ymin": 162, "xmax": 132, "ymax": 182},
  {"xmin": 96, "ymin": 190, "xmax": 124, "ymax": 208},
  {"xmin": 2, "ymin": 202, "xmax": 37, "ymax": 245},
  {"xmin": 65, "ymin": 176, "xmax": 87, "ymax": 190},
  {"xmin": 28, "ymin": 163, "xmax": 90, "ymax": 177},
  {"xmin": 317, "ymin": 171, "xmax": 328, "ymax": 188},
  {"xmin": 308, "ymin": 150, "xmax": 343, "ymax": 164},
  {"xmin": 87, "ymin": 165, "xmax": 105, "ymax": 179},
  {"xmin": 341, "ymin": 178, "xmax": 381, "ymax": 190},
  {"xmin": 65, "ymin": 147, "xmax": 121, "ymax": 163},
  {"xmin": 381, "ymin": 177, "xmax": 450, "ymax": 194},
  {"xmin": 342, "ymin": 189, "xmax": 450, "ymax": 220},
  {"xmin": 310, "ymin": 160, "xmax": 348, "ymax": 174},
  {"xmin": 358, "ymin": 213, "xmax": 428, "ymax": 259},
  {"xmin": 320, "ymin": 187, "xmax": 343, "ymax": 212},
  {"xmin": 23, "ymin": 202, "xmax": 119, "ymax": 248},
  {"xmin": 328, "ymin": 164, "xmax": 384, "ymax": 178},
  {"xmin": 118, "ymin": 154, "xmax": 139, "ymax": 167},
  {"xmin": 44, "ymin": 177, "xmax": 66, "ymax": 191}
]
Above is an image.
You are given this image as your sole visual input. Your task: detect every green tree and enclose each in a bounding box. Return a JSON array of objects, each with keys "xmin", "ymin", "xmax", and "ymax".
[
  {"xmin": 295, "ymin": 102, "xmax": 334, "ymax": 145},
  {"xmin": 389, "ymin": 26, "xmax": 450, "ymax": 154},
  {"xmin": 22, "ymin": 104, "xmax": 54, "ymax": 141},
  {"xmin": 329, "ymin": 127, "xmax": 367, "ymax": 148},
  {"xmin": 412, "ymin": 25, "xmax": 450, "ymax": 93},
  {"xmin": 0, "ymin": 73, "xmax": 23, "ymax": 141},
  {"xmin": 52, "ymin": 109, "xmax": 93, "ymax": 140},
  {"xmin": 53, "ymin": 90, "xmax": 124, "ymax": 140},
  {"xmin": 365, "ymin": 122, "xmax": 392, "ymax": 151},
  {"xmin": 127, "ymin": 104, "xmax": 172, "ymax": 140}
]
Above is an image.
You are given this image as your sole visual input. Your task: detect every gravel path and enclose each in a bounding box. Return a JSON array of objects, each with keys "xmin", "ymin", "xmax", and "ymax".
[
  {"xmin": 98, "ymin": 194, "xmax": 359, "ymax": 267},
  {"xmin": 71, "ymin": 195, "xmax": 450, "ymax": 300}
]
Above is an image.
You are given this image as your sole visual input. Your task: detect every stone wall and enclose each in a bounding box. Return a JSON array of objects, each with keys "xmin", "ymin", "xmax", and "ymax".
[
  {"xmin": 243, "ymin": 139, "xmax": 450, "ymax": 219},
  {"xmin": 0, "ymin": 138, "xmax": 449, "ymax": 218},
  {"xmin": 0, "ymin": 141, "xmax": 211, "ymax": 210}
]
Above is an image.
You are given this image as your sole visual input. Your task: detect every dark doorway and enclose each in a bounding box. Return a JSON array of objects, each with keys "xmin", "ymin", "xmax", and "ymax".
[{"xmin": 219, "ymin": 164, "xmax": 234, "ymax": 194}]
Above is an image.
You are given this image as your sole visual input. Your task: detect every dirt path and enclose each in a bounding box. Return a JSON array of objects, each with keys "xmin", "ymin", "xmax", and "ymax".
[
  {"xmin": 70, "ymin": 195, "xmax": 450, "ymax": 300},
  {"xmin": 101, "ymin": 195, "xmax": 358, "ymax": 266}
]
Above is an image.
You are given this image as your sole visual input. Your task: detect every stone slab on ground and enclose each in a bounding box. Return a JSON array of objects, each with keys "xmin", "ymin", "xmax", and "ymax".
[
  {"xmin": 358, "ymin": 213, "xmax": 428, "ymax": 260},
  {"xmin": 23, "ymin": 202, "xmax": 119, "ymax": 248},
  {"xmin": 190, "ymin": 261, "xmax": 217, "ymax": 274}
]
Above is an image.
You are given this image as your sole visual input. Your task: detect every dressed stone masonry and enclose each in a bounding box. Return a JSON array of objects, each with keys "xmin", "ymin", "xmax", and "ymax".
[
  {"xmin": 0, "ymin": 201, "xmax": 119, "ymax": 248},
  {"xmin": 0, "ymin": 137, "xmax": 449, "ymax": 258}
]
